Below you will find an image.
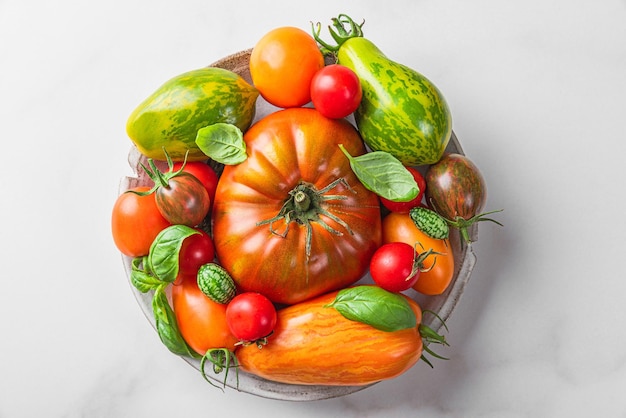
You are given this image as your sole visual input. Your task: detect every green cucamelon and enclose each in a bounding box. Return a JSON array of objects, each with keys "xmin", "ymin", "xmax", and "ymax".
[
  {"xmin": 409, "ymin": 206, "xmax": 449, "ymax": 240},
  {"xmin": 197, "ymin": 263, "xmax": 237, "ymax": 304}
]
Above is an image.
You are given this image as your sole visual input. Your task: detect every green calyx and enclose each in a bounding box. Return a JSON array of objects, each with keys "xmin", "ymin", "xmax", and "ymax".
[
  {"xmin": 128, "ymin": 147, "xmax": 189, "ymax": 197},
  {"xmin": 200, "ymin": 348, "xmax": 239, "ymax": 391},
  {"xmin": 446, "ymin": 209, "xmax": 504, "ymax": 244},
  {"xmin": 418, "ymin": 310, "xmax": 450, "ymax": 368},
  {"xmin": 256, "ymin": 178, "xmax": 355, "ymax": 262},
  {"xmin": 312, "ymin": 14, "xmax": 365, "ymax": 54}
]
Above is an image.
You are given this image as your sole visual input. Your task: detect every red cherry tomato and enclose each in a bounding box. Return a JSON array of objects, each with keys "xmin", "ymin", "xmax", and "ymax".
[
  {"xmin": 369, "ymin": 242, "xmax": 420, "ymax": 292},
  {"xmin": 225, "ymin": 292, "xmax": 277, "ymax": 343},
  {"xmin": 310, "ymin": 64, "xmax": 362, "ymax": 119},
  {"xmin": 178, "ymin": 228, "xmax": 215, "ymax": 277},
  {"xmin": 380, "ymin": 167, "xmax": 427, "ymax": 213},
  {"xmin": 172, "ymin": 161, "xmax": 218, "ymax": 208}
]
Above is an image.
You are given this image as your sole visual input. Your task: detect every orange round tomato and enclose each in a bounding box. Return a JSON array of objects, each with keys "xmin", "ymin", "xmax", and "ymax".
[
  {"xmin": 249, "ymin": 26, "xmax": 325, "ymax": 108},
  {"xmin": 212, "ymin": 108, "xmax": 382, "ymax": 305},
  {"xmin": 382, "ymin": 212, "xmax": 455, "ymax": 295},
  {"xmin": 111, "ymin": 186, "xmax": 171, "ymax": 257},
  {"xmin": 171, "ymin": 274, "xmax": 238, "ymax": 355}
]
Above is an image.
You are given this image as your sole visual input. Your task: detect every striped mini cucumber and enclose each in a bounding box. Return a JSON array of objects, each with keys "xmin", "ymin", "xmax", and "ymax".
[
  {"xmin": 126, "ymin": 67, "xmax": 258, "ymax": 162},
  {"xmin": 197, "ymin": 263, "xmax": 236, "ymax": 304},
  {"xmin": 314, "ymin": 15, "xmax": 452, "ymax": 166},
  {"xmin": 409, "ymin": 206, "xmax": 449, "ymax": 240}
]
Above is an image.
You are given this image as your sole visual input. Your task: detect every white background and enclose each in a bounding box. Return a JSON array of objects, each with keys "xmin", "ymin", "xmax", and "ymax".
[{"xmin": 1, "ymin": 0, "xmax": 625, "ymax": 416}]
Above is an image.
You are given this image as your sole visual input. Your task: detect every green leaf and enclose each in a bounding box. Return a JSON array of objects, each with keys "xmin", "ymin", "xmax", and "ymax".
[
  {"xmin": 152, "ymin": 284, "xmax": 198, "ymax": 357},
  {"xmin": 195, "ymin": 123, "xmax": 247, "ymax": 165},
  {"xmin": 339, "ymin": 144, "xmax": 418, "ymax": 202},
  {"xmin": 130, "ymin": 257, "xmax": 162, "ymax": 293},
  {"xmin": 328, "ymin": 285, "xmax": 417, "ymax": 332},
  {"xmin": 148, "ymin": 225, "xmax": 199, "ymax": 283}
]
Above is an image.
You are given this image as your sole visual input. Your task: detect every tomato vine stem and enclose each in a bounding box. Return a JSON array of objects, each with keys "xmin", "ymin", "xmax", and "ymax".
[
  {"xmin": 256, "ymin": 178, "xmax": 356, "ymax": 262},
  {"xmin": 311, "ymin": 14, "xmax": 365, "ymax": 55},
  {"xmin": 200, "ymin": 348, "xmax": 239, "ymax": 391}
]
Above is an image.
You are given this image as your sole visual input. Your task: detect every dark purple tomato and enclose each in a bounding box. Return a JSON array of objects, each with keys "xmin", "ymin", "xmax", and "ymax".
[
  {"xmin": 425, "ymin": 153, "xmax": 486, "ymax": 221},
  {"xmin": 426, "ymin": 153, "xmax": 503, "ymax": 243},
  {"xmin": 155, "ymin": 172, "xmax": 210, "ymax": 227}
]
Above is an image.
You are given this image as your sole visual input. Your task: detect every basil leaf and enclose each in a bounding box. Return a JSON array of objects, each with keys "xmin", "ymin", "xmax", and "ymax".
[
  {"xmin": 152, "ymin": 284, "xmax": 198, "ymax": 357},
  {"xmin": 339, "ymin": 144, "xmax": 418, "ymax": 202},
  {"xmin": 195, "ymin": 123, "xmax": 247, "ymax": 165},
  {"xmin": 130, "ymin": 256, "xmax": 162, "ymax": 293},
  {"xmin": 148, "ymin": 225, "xmax": 199, "ymax": 283},
  {"xmin": 328, "ymin": 285, "xmax": 417, "ymax": 332}
]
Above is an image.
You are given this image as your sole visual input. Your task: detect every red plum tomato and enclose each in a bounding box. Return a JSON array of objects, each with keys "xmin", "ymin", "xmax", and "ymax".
[
  {"xmin": 380, "ymin": 167, "xmax": 426, "ymax": 213},
  {"xmin": 178, "ymin": 228, "xmax": 215, "ymax": 278}
]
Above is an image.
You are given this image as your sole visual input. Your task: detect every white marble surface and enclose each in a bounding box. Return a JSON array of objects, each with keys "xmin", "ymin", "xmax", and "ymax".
[{"xmin": 1, "ymin": 0, "xmax": 625, "ymax": 416}]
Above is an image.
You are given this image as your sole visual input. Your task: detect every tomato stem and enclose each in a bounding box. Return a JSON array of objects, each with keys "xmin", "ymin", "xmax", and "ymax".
[
  {"xmin": 418, "ymin": 310, "xmax": 450, "ymax": 368},
  {"xmin": 294, "ymin": 190, "xmax": 311, "ymax": 211},
  {"xmin": 446, "ymin": 209, "xmax": 504, "ymax": 244},
  {"xmin": 256, "ymin": 179, "xmax": 355, "ymax": 263},
  {"xmin": 126, "ymin": 147, "xmax": 190, "ymax": 197},
  {"xmin": 200, "ymin": 348, "xmax": 239, "ymax": 391},
  {"xmin": 312, "ymin": 14, "xmax": 365, "ymax": 55}
]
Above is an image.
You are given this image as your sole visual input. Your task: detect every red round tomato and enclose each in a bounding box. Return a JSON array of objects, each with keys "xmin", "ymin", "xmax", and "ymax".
[
  {"xmin": 380, "ymin": 167, "xmax": 427, "ymax": 213},
  {"xmin": 310, "ymin": 64, "xmax": 362, "ymax": 119},
  {"xmin": 212, "ymin": 108, "xmax": 382, "ymax": 304},
  {"xmin": 250, "ymin": 26, "xmax": 325, "ymax": 108},
  {"xmin": 155, "ymin": 172, "xmax": 210, "ymax": 227},
  {"xmin": 172, "ymin": 274, "xmax": 238, "ymax": 355},
  {"xmin": 172, "ymin": 161, "xmax": 218, "ymax": 207},
  {"xmin": 225, "ymin": 292, "xmax": 277, "ymax": 343},
  {"xmin": 382, "ymin": 212, "xmax": 455, "ymax": 295},
  {"xmin": 178, "ymin": 228, "xmax": 215, "ymax": 277},
  {"xmin": 369, "ymin": 242, "xmax": 420, "ymax": 292},
  {"xmin": 111, "ymin": 186, "xmax": 170, "ymax": 257}
]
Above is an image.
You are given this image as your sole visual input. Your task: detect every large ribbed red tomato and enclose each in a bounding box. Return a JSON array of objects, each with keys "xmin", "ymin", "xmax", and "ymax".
[{"xmin": 212, "ymin": 108, "xmax": 382, "ymax": 305}]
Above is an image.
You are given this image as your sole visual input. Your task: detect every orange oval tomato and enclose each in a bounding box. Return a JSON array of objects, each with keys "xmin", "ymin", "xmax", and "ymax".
[
  {"xmin": 111, "ymin": 186, "xmax": 171, "ymax": 257},
  {"xmin": 237, "ymin": 289, "xmax": 423, "ymax": 386},
  {"xmin": 249, "ymin": 26, "xmax": 325, "ymax": 108},
  {"xmin": 382, "ymin": 212, "xmax": 455, "ymax": 295},
  {"xmin": 171, "ymin": 275, "xmax": 238, "ymax": 355}
]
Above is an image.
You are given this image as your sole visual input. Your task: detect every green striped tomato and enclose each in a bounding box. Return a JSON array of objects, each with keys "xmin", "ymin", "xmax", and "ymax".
[
  {"xmin": 126, "ymin": 67, "xmax": 259, "ymax": 161},
  {"xmin": 337, "ymin": 37, "xmax": 452, "ymax": 166}
]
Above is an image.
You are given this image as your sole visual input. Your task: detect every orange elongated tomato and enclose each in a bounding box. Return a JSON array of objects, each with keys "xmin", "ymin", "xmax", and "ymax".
[
  {"xmin": 171, "ymin": 274, "xmax": 238, "ymax": 355},
  {"xmin": 382, "ymin": 211, "xmax": 455, "ymax": 295},
  {"xmin": 237, "ymin": 290, "xmax": 423, "ymax": 386}
]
